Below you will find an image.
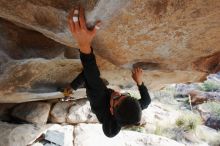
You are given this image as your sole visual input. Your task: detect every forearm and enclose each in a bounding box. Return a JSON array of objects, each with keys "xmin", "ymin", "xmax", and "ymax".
[
  {"xmin": 138, "ymin": 83, "xmax": 151, "ymax": 109},
  {"xmin": 80, "ymin": 49, "xmax": 101, "ymax": 79},
  {"xmin": 80, "ymin": 50, "xmax": 107, "ymax": 92}
]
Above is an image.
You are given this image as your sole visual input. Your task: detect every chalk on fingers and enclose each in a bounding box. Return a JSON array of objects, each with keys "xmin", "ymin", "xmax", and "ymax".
[
  {"xmin": 95, "ymin": 25, "xmax": 100, "ymax": 30},
  {"xmin": 73, "ymin": 16, "xmax": 78, "ymax": 22}
]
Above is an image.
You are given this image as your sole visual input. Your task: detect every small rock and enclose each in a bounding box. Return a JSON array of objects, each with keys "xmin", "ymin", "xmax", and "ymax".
[
  {"xmin": 41, "ymin": 124, "xmax": 74, "ymax": 146},
  {"xmin": 45, "ymin": 130, "xmax": 64, "ymax": 145},
  {"xmin": 189, "ymin": 90, "xmax": 207, "ymax": 105}
]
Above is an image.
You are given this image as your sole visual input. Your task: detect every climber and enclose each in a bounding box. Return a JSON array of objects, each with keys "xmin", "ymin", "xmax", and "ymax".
[{"xmin": 66, "ymin": 6, "xmax": 151, "ymax": 137}]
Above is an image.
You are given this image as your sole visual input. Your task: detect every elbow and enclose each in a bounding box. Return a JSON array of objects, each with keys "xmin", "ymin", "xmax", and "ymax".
[
  {"xmin": 141, "ymin": 103, "xmax": 149, "ymax": 109},
  {"xmin": 102, "ymin": 124, "xmax": 120, "ymax": 138}
]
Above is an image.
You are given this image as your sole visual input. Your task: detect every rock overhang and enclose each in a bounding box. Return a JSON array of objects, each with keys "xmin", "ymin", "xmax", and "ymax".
[{"xmin": 0, "ymin": 0, "xmax": 220, "ymax": 102}]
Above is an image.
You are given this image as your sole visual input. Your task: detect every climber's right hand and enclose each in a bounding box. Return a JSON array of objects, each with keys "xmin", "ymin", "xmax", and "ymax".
[{"xmin": 67, "ymin": 6, "xmax": 101, "ymax": 54}]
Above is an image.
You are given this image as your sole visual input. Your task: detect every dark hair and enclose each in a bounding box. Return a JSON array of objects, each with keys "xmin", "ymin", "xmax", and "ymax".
[{"xmin": 114, "ymin": 96, "xmax": 142, "ymax": 126}]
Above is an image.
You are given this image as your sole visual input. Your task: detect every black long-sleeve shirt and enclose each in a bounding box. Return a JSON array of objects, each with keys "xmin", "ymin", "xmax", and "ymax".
[{"xmin": 79, "ymin": 51, "xmax": 151, "ymax": 137}]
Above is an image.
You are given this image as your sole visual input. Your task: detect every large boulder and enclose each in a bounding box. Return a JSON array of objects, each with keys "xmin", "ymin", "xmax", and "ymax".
[
  {"xmin": 0, "ymin": 18, "xmax": 82, "ymax": 103},
  {"xmin": 0, "ymin": 0, "xmax": 219, "ymax": 103},
  {"xmin": 74, "ymin": 123, "xmax": 184, "ymax": 146},
  {"xmin": 0, "ymin": 57, "xmax": 82, "ymax": 103},
  {"xmin": 11, "ymin": 102, "xmax": 51, "ymax": 124},
  {"xmin": 67, "ymin": 99, "xmax": 98, "ymax": 124},
  {"xmin": 0, "ymin": 122, "xmax": 73, "ymax": 146},
  {"xmin": 0, "ymin": 0, "xmax": 128, "ymax": 47},
  {"xmin": 142, "ymin": 102, "xmax": 180, "ymax": 125},
  {"xmin": 0, "ymin": 121, "xmax": 51, "ymax": 146}
]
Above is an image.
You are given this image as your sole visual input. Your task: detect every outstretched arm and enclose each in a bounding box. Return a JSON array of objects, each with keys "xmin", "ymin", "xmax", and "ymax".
[
  {"xmin": 67, "ymin": 6, "xmax": 100, "ymax": 54},
  {"xmin": 67, "ymin": 6, "xmax": 102, "ymax": 85},
  {"xmin": 132, "ymin": 67, "xmax": 151, "ymax": 109},
  {"xmin": 67, "ymin": 6, "xmax": 107, "ymax": 112},
  {"xmin": 67, "ymin": 6, "xmax": 103, "ymax": 87}
]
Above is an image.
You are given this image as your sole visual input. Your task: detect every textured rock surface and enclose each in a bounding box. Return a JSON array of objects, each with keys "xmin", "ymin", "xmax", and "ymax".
[
  {"xmin": 195, "ymin": 125, "xmax": 220, "ymax": 146},
  {"xmin": 50, "ymin": 101, "xmax": 75, "ymax": 123},
  {"xmin": 0, "ymin": 0, "xmax": 220, "ymax": 102},
  {"xmin": 0, "ymin": 121, "xmax": 51, "ymax": 146},
  {"xmin": 0, "ymin": 57, "xmax": 82, "ymax": 102},
  {"xmin": 0, "ymin": 18, "xmax": 71, "ymax": 60},
  {"xmin": 95, "ymin": 0, "xmax": 220, "ymax": 71},
  {"xmin": 11, "ymin": 102, "xmax": 51, "ymax": 124},
  {"xmin": 67, "ymin": 99, "xmax": 98, "ymax": 123},
  {"xmin": 74, "ymin": 123, "xmax": 184, "ymax": 146},
  {"xmin": 189, "ymin": 90, "xmax": 220, "ymax": 105},
  {"xmin": 0, "ymin": 0, "xmax": 219, "ymax": 70},
  {"xmin": 141, "ymin": 102, "xmax": 180, "ymax": 126}
]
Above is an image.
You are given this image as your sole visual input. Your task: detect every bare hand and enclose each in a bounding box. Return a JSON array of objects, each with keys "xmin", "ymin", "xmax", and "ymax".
[
  {"xmin": 132, "ymin": 67, "xmax": 143, "ymax": 86},
  {"xmin": 67, "ymin": 6, "xmax": 100, "ymax": 54}
]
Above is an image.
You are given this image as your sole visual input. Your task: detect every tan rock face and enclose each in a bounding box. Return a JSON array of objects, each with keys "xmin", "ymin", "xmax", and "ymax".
[
  {"xmin": 0, "ymin": 18, "xmax": 70, "ymax": 60},
  {"xmin": 0, "ymin": 0, "xmax": 219, "ymax": 102},
  {"xmin": 94, "ymin": 0, "xmax": 220, "ymax": 71}
]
